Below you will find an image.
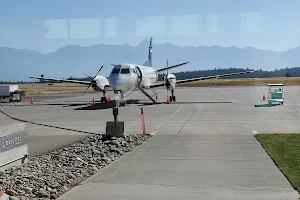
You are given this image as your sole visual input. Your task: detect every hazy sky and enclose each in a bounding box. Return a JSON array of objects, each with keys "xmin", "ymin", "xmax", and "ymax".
[{"xmin": 1, "ymin": 0, "xmax": 300, "ymax": 53}]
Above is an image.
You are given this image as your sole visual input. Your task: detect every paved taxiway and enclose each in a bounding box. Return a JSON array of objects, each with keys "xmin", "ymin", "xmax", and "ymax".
[{"xmin": 1, "ymin": 86, "xmax": 300, "ymax": 199}]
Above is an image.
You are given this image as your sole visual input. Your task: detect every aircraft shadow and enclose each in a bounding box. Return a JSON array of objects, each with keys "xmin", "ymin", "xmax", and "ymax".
[
  {"xmin": 74, "ymin": 101, "xmax": 116, "ymax": 110},
  {"xmin": 74, "ymin": 99, "xmax": 164, "ymax": 110}
]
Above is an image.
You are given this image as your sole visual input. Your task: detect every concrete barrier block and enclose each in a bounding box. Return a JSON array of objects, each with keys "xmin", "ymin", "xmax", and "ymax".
[
  {"xmin": 0, "ymin": 123, "xmax": 29, "ymax": 170},
  {"xmin": 106, "ymin": 121, "xmax": 124, "ymax": 137}
]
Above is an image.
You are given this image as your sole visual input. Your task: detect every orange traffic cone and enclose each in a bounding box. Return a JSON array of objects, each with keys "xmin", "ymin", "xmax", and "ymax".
[
  {"xmin": 108, "ymin": 96, "xmax": 111, "ymax": 102},
  {"xmin": 166, "ymin": 97, "xmax": 170, "ymax": 104},
  {"xmin": 262, "ymin": 93, "xmax": 266, "ymax": 101},
  {"xmin": 155, "ymin": 93, "xmax": 158, "ymax": 100},
  {"xmin": 92, "ymin": 97, "xmax": 95, "ymax": 105},
  {"xmin": 30, "ymin": 96, "xmax": 34, "ymax": 104}
]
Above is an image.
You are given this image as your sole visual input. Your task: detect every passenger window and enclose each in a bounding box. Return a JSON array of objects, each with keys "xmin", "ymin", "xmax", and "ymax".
[{"xmin": 121, "ymin": 68, "xmax": 130, "ymax": 74}]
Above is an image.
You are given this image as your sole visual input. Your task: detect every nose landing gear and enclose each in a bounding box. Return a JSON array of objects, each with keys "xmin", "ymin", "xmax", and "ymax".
[{"xmin": 113, "ymin": 91, "xmax": 127, "ymax": 107}]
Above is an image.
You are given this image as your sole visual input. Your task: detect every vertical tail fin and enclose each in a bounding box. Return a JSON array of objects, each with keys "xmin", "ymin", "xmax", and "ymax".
[{"xmin": 143, "ymin": 37, "xmax": 153, "ymax": 67}]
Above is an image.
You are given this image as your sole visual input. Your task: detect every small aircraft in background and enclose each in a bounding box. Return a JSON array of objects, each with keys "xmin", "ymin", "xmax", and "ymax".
[{"xmin": 30, "ymin": 37, "xmax": 253, "ymax": 104}]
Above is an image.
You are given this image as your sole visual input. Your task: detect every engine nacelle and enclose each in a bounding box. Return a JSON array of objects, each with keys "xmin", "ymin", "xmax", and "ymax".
[
  {"xmin": 93, "ymin": 76, "xmax": 110, "ymax": 91},
  {"xmin": 165, "ymin": 73, "xmax": 176, "ymax": 90}
]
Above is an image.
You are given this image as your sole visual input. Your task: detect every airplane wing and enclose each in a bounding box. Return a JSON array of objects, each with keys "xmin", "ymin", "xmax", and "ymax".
[
  {"xmin": 149, "ymin": 70, "xmax": 254, "ymax": 88},
  {"xmin": 156, "ymin": 62, "xmax": 190, "ymax": 73},
  {"xmin": 30, "ymin": 76, "xmax": 91, "ymax": 85}
]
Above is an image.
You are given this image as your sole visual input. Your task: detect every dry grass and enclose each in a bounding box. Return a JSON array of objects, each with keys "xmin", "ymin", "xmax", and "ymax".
[
  {"xmin": 178, "ymin": 77, "xmax": 300, "ymax": 87},
  {"xmin": 19, "ymin": 83, "xmax": 86, "ymax": 88},
  {"xmin": 24, "ymin": 89, "xmax": 95, "ymax": 95},
  {"xmin": 14, "ymin": 83, "xmax": 94, "ymax": 95}
]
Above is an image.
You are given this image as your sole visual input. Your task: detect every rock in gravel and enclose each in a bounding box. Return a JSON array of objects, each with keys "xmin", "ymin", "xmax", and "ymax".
[
  {"xmin": 62, "ymin": 186, "xmax": 68, "ymax": 192},
  {"xmin": 92, "ymin": 166, "xmax": 99, "ymax": 172},
  {"xmin": 15, "ymin": 190, "xmax": 25, "ymax": 196},
  {"xmin": 37, "ymin": 189, "xmax": 48, "ymax": 198},
  {"xmin": 5, "ymin": 189, "xmax": 18, "ymax": 196},
  {"xmin": 50, "ymin": 193, "xmax": 59, "ymax": 199},
  {"xmin": 0, "ymin": 170, "xmax": 5, "ymax": 177},
  {"xmin": 23, "ymin": 187, "xmax": 32, "ymax": 193},
  {"xmin": 76, "ymin": 157, "xmax": 83, "ymax": 162}
]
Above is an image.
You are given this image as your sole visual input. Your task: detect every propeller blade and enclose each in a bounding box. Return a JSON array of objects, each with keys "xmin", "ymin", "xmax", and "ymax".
[
  {"xmin": 79, "ymin": 69, "xmax": 93, "ymax": 81},
  {"xmin": 85, "ymin": 83, "xmax": 92, "ymax": 92},
  {"xmin": 93, "ymin": 65, "xmax": 104, "ymax": 79}
]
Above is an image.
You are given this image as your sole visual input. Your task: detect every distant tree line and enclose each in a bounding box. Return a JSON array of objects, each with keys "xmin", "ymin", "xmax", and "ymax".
[{"xmin": 158, "ymin": 67, "xmax": 300, "ymax": 80}]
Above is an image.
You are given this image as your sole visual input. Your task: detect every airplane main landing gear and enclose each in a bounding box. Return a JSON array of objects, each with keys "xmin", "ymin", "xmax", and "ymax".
[
  {"xmin": 100, "ymin": 97, "xmax": 107, "ymax": 104},
  {"xmin": 169, "ymin": 89, "xmax": 176, "ymax": 102},
  {"xmin": 169, "ymin": 96, "xmax": 176, "ymax": 102},
  {"xmin": 101, "ymin": 92, "xmax": 108, "ymax": 104}
]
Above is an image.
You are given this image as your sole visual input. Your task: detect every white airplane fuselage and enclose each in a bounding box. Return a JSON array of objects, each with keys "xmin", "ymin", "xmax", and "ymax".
[{"xmin": 108, "ymin": 63, "xmax": 159, "ymax": 93}]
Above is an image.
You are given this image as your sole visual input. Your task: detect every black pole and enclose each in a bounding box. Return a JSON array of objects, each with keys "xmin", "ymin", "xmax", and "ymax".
[{"xmin": 113, "ymin": 107, "xmax": 119, "ymax": 122}]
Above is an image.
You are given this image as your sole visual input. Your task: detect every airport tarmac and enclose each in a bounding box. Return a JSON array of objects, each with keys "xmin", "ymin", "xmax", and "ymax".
[{"xmin": 1, "ymin": 86, "xmax": 300, "ymax": 199}]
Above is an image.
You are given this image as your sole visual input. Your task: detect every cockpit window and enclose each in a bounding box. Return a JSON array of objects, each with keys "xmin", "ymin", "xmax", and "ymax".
[
  {"xmin": 111, "ymin": 66, "xmax": 121, "ymax": 74},
  {"xmin": 120, "ymin": 68, "xmax": 130, "ymax": 74}
]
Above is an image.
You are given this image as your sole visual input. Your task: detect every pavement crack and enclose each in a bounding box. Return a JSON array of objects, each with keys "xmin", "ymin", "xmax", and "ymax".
[
  {"xmin": 93, "ymin": 182, "xmax": 295, "ymax": 192},
  {"xmin": 176, "ymin": 105, "xmax": 200, "ymax": 135}
]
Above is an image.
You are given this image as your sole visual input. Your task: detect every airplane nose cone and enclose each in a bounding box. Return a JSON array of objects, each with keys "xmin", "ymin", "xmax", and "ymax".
[{"xmin": 109, "ymin": 75, "xmax": 123, "ymax": 91}]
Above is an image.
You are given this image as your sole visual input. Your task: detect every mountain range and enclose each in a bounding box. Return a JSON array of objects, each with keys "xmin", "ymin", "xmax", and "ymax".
[{"xmin": 1, "ymin": 38, "xmax": 300, "ymax": 81}]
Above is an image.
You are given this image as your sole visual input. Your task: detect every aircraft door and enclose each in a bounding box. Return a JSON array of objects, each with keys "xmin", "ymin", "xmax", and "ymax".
[{"xmin": 135, "ymin": 66, "xmax": 143, "ymax": 86}]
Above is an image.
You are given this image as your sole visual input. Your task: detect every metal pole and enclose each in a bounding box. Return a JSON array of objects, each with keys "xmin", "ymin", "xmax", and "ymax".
[{"xmin": 113, "ymin": 107, "xmax": 118, "ymax": 122}]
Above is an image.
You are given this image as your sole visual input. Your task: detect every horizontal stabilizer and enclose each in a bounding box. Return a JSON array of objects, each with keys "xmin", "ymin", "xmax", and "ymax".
[
  {"xmin": 176, "ymin": 70, "xmax": 254, "ymax": 84},
  {"xmin": 156, "ymin": 62, "xmax": 189, "ymax": 73}
]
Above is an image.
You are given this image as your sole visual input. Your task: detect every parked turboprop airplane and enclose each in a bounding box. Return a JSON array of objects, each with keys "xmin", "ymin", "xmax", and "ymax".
[{"xmin": 30, "ymin": 37, "xmax": 253, "ymax": 104}]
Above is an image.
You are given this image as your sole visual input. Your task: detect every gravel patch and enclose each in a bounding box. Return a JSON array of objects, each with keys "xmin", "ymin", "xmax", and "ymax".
[{"xmin": 0, "ymin": 134, "xmax": 151, "ymax": 199}]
